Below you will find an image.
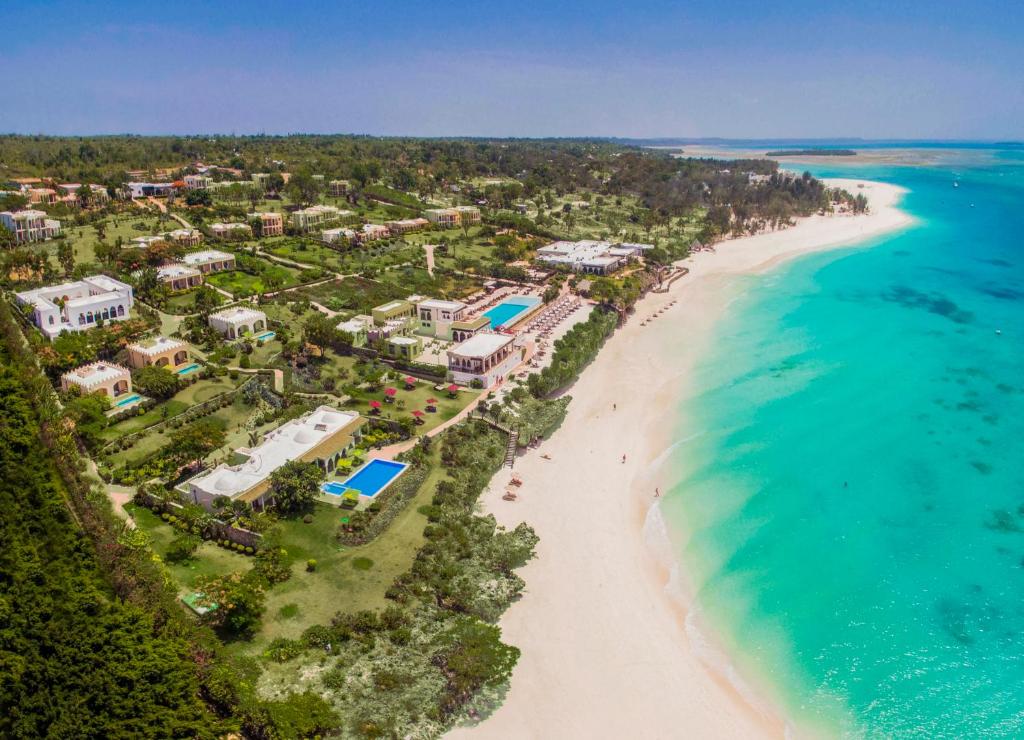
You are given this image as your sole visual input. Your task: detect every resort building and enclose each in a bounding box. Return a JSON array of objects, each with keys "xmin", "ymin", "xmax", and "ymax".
[
  {"xmin": 450, "ymin": 315, "xmax": 490, "ymax": 343},
  {"xmin": 424, "ymin": 208, "xmax": 460, "ymax": 228},
  {"xmin": 291, "ymin": 204, "xmax": 351, "ymax": 233},
  {"xmin": 322, "ymin": 227, "xmax": 357, "ymax": 244},
  {"xmin": 61, "ymin": 362, "xmax": 132, "ymax": 400},
  {"xmin": 124, "ymin": 182, "xmax": 175, "ymax": 199},
  {"xmin": 447, "ymin": 332, "xmax": 523, "ymax": 388},
  {"xmin": 208, "ymin": 307, "xmax": 267, "ymax": 339},
  {"xmin": 183, "ymin": 174, "xmax": 212, "ymax": 190},
  {"xmin": 248, "ymin": 211, "xmax": 284, "ymax": 237},
  {"xmin": 453, "ymin": 205, "xmax": 482, "ymax": 224},
  {"xmin": 186, "ymin": 406, "xmax": 365, "ymax": 510},
  {"xmin": 535, "ymin": 240, "xmax": 623, "ymax": 275},
  {"xmin": 424, "ymin": 206, "xmax": 481, "ymax": 228},
  {"xmin": 181, "ymin": 249, "xmax": 236, "ymax": 273},
  {"xmin": 361, "ymin": 223, "xmax": 390, "ymax": 241},
  {"xmin": 130, "ymin": 235, "xmax": 165, "ymax": 249},
  {"xmin": 385, "ymin": 217, "xmax": 429, "ymax": 234},
  {"xmin": 156, "ymin": 263, "xmax": 203, "ymax": 291},
  {"xmin": 208, "ymin": 222, "xmax": 252, "ymax": 240},
  {"xmin": 384, "ymin": 335, "xmax": 423, "ymax": 361},
  {"xmin": 165, "ymin": 228, "xmax": 203, "ymax": 247},
  {"xmin": 27, "ymin": 187, "xmax": 58, "ymax": 205},
  {"xmin": 416, "ymin": 298, "xmax": 468, "ymax": 339},
  {"xmin": 15, "ymin": 275, "xmax": 133, "ymax": 340},
  {"xmin": 1, "ymin": 210, "xmax": 61, "ymax": 243},
  {"xmin": 371, "ymin": 299, "xmax": 417, "ymax": 327},
  {"xmin": 328, "ymin": 179, "xmax": 350, "ymax": 197},
  {"xmin": 336, "ymin": 315, "xmax": 371, "ymax": 347},
  {"xmin": 126, "ymin": 336, "xmax": 191, "ymax": 370},
  {"xmin": 250, "ymin": 173, "xmax": 272, "ymax": 188},
  {"xmin": 82, "ymin": 184, "xmax": 110, "ymax": 205}
]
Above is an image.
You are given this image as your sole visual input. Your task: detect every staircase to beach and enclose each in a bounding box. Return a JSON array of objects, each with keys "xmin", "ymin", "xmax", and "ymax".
[{"xmin": 504, "ymin": 429, "xmax": 519, "ymax": 468}]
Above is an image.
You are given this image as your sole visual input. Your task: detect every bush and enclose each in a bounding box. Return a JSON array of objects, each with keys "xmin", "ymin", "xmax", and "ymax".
[
  {"xmin": 302, "ymin": 513, "xmax": 314, "ymax": 524},
  {"xmin": 306, "ymin": 559, "xmax": 317, "ymax": 572}
]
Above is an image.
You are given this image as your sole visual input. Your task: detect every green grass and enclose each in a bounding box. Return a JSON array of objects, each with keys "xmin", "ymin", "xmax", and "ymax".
[
  {"xmin": 343, "ymin": 381, "xmax": 476, "ymax": 435},
  {"xmin": 207, "ymin": 264, "xmax": 303, "ymax": 297},
  {"xmin": 127, "ymin": 503, "xmax": 251, "ymax": 590},
  {"xmin": 100, "ymin": 375, "xmax": 242, "ymax": 443}
]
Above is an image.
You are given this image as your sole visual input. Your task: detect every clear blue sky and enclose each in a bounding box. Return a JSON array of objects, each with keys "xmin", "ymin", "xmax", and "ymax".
[{"xmin": 4, "ymin": 0, "xmax": 1022, "ymax": 139}]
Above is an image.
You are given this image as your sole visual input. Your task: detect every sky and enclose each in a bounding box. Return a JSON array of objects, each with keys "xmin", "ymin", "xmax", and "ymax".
[{"xmin": 3, "ymin": 0, "xmax": 1022, "ymax": 139}]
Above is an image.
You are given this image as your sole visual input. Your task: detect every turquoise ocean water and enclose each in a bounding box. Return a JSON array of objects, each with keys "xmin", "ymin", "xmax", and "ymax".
[{"xmin": 662, "ymin": 146, "xmax": 1024, "ymax": 737}]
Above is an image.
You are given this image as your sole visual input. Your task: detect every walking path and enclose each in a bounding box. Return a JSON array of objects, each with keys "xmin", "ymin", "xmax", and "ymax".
[{"xmin": 423, "ymin": 243, "xmax": 436, "ymax": 276}]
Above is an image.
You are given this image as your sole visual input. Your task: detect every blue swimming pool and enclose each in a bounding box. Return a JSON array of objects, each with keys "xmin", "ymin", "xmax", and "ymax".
[
  {"xmin": 114, "ymin": 393, "xmax": 142, "ymax": 407},
  {"xmin": 483, "ymin": 297, "xmax": 540, "ymax": 329},
  {"xmin": 321, "ymin": 459, "xmax": 408, "ymax": 498},
  {"xmin": 175, "ymin": 363, "xmax": 201, "ymax": 376},
  {"xmin": 255, "ymin": 330, "xmax": 276, "ymax": 341}
]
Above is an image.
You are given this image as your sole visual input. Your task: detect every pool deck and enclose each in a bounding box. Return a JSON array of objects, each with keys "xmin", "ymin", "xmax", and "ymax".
[
  {"xmin": 477, "ymin": 295, "xmax": 544, "ymax": 331},
  {"xmin": 318, "ymin": 459, "xmax": 409, "ymax": 506}
]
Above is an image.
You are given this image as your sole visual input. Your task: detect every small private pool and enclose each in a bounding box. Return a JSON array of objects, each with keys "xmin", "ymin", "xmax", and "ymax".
[
  {"xmin": 321, "ymin": 459, "xmax": 408, "ymax": 498},
  {"xmin": 175, "ymin": 363, "xmax": 201, "ymax": 376},
  {"xmin": 114, "ymin": 393, "xmax": 143, "ymax": 408},
  {"xmin": 254, "ymin": 330, "xmax": 276, "ymax": 342},
  {"xmin": 483, "ymin": 296, "xmax": 541, "ymax": 330}
]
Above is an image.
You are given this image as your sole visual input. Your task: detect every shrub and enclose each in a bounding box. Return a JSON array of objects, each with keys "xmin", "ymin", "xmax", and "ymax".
[
  {"xmin": 245, "ymin": 546, "xmax": 254, "ymax": 555},
  {"xmin": 306, "ymin": 559, "xmax": 317, "ymax": 572},
  {"xmin": 302, "ymin": 513, "xmax": 314, "ymax": 524}
]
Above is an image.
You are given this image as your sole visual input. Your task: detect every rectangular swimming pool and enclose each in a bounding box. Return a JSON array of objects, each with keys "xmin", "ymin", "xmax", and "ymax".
[
  {"xmin": 483, "ymin": 296, "xmax": 541, "ymax": 329},
  {"xmin": 254, "ymin": 330, "xmax": 276, "ymax": 341},
  {"xmin": 114, "ymin": 393, "xmax": 142, "ymax": 407},
  {"xmin": 175, "ymin": 363, "xmax": 201, "ymax": 376},
  {"xmin": 321, "ymin": 459, "xmax": 408, "ymax": 498}
]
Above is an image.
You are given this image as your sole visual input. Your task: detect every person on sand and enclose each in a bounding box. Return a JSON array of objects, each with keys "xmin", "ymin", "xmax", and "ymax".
[
  {"xmin": 622, "ymin": 454, "xmax": 627, "ymax": 464},
  {"xmin": 613, "ymin": 403, "xmax": 617, "ymax": 411},
  {"xmin": 655, "ymin": 488, "xmax": 660, "ymax": 497}
]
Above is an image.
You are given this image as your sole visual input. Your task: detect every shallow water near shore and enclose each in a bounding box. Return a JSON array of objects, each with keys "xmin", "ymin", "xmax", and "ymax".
[{"xmin": 663, "ymin": 148, "xmax": 1024, "ymax": 736}]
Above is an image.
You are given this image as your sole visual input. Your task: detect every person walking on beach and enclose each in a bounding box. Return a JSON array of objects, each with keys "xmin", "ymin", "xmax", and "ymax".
[
  {"xmin": 622, "ymin": 454, "xmax": 627, "ymax": 464},
  {"xmin": 655, "ymin": 487, "xmax": 660, "ymax": 497}
]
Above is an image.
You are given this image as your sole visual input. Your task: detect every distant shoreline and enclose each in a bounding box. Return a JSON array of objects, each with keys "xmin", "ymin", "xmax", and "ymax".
[
  {"xmin": 448, "ymin": 178, "xmax": 913, "ymax": 739},
  {"xmin": 764, "ymin": 148, "xmax": 856, "ymax": 157}
]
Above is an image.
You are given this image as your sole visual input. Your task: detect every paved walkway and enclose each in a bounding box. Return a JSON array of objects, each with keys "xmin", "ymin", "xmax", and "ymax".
[{"xmin": 423, "ymin": 243, "xmax": 436, "ymax": 276}]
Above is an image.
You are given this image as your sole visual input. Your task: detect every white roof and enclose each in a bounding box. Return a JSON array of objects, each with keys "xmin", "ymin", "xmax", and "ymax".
[
  {"xmin": 128, "ymin": 336, "xmax": 188, "ymax": 356},
  {"xmin": 209, "ymin": 222, "xmax": 249, "ymax": 231},
  {"xmin": 182, "ymin": 249, "xmax": 233, "ymax": 265},
  {"xmin": 418, "ymin": 298, "xmax": 466, "ymax": 312},
  {"xmin": 337, "ymin": 316, "xmax": 371, "ymax": 333},
  {"xmin": 3, "ymin": 209, "xmax": 47, "ymax": 220},
  {"xmin": 157, "ymin": 263, "xmax": 200, "ymax": 280},
  {"xmin": 166, "ymin": 228, "xmax": 200, "ymax": 238},
  {"xmin": 210, "ymin": 306, "xmax": 266, "ymax": 324},
  {"xmin": 189, "ymin": 406, "xmax": 359, "ymax": 499},
  {"xmin": 389, "ymin": 336, "xmax": 419, "ymax": 346},
  {"xmin": 449, "ymin": 332, "xmax": 514, "ymax": 358},
  {"xmin": 63, "ymin": 362, "xmax": 130, "ymax": 388},
  {"xmin": 375, "ymin": 300, "xmax": 407, "ymax": 312}
]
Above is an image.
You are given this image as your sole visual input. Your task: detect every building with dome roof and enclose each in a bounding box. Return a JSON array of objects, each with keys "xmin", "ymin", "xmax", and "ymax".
[{"xmin": 185, "ymin": 405, "xmax": 365, "ymax": 510}]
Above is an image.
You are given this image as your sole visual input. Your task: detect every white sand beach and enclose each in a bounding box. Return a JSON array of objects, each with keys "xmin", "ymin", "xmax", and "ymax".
[{"xmin": 448, "ymin": 180, "xmax": 912, "ymax": 739}]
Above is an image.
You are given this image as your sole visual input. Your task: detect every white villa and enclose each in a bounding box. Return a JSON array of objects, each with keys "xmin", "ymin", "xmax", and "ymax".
[
  {"xmin": 130, "ymin": 235, "xmax": 165, "ymax": 249},
  {"xmin": 124, "ymin": 182, "xmax": 175, "ymax": 199},
  {"xmin": 166, "ymin": 228, "xmax": 203, "ymax": 247},
  {"xmin": 425, "ymin": 206, "xmax": 481, "ymax": 229},
  {"xmin": 186, "ymin": 406, "xmax": 365, "ymax": 510},
  {"xmin": 61, "ymin": 362, "xmax": 132, "ymax": 400},
  {"xmin": 181, "ymin": 249, "xmax": 236, "ymax": 273},
  {"xmin": 16, "ymin": 275, "xmax": 134, "ymax": 340},
  {"xmin": 183, "ymin": 174, "xmax": 212, "ymax": 190},
  {"xmin": 126, "ymin": 336, "xmax": 191, "ymax": 370},
  {"xmin": 535, "ymin": 240, "xmax": 625, "ymax": 275},
  {"xmin": 156, "ymin": 263, "xmax": 203, "ymax": 291},
  {"xmin": 208, "ymin": 222, "xmax": 252, "ymax": 240},
  {"xmin": 291, "ymin": 204, "xmax": 352, "ymax": 233},
  {"xmin": 322, "ymin": 226, "xmax": 358, "ymax": 244},
  {"xmin": 208, "ymin": 307, "xmax": 267, "ymax": 339},
  {"xmin": 447, "ymin": 332, "xmax": 523, "ymax": 388},
  {"xmin": 336, "ymin": 315, "xmax": 371, "ymax": 347},
  {"xmin": 1, "ymin": 210, "xmax": 62, "ymax": 243},
  {"xmin": 416, "ymin": 298, "xmax": 468, "ymax": 339}
]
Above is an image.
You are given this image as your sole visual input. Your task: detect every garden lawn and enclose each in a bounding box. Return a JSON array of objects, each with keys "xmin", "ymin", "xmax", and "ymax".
[
  {"xmin": 207, "ymin": 263, "xmax": 303, "ymax": 297},
  {"xmin": 347, "ymin": 382, "xmax": 477, "ymax": 434},
  {"xmin": 126, "ymin": 503, "xmax": 251, "ymax": 589}
]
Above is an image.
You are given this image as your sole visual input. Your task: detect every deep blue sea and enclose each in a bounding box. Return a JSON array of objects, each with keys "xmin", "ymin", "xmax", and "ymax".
[{"xmin": 662, "ymin": 147, "xmax": 1024, "ymax": 737}]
